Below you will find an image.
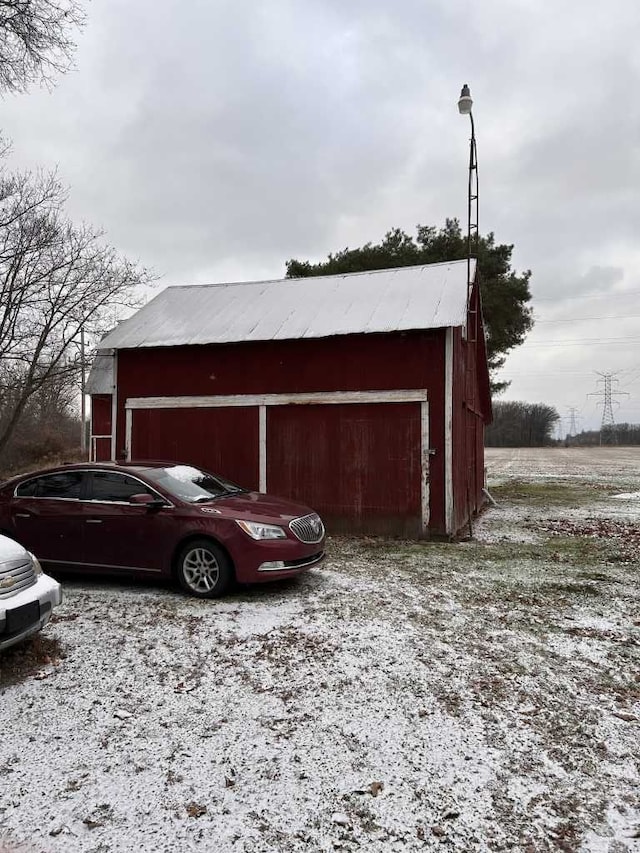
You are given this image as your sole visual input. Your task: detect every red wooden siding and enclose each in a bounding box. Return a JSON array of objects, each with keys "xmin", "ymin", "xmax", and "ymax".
[
  {"xmin": 115, "ymin": 333, "xmax": 444, "ymax": 397},
  {"xmin": 90, "ymin": 394, "xmax": 112, "ymax": 462},
  {"xmin": 131, "ymin": 407, "xmax": 260, "ymax": 488},
  {"xmin": 266, "ymin": 403, "xmax": 423, "ymax": 537},
  {"xmin": 92, "ymin": 438, "xmax": 112, "ymax": 462},
  {"xmin": 451, "ymin": 290, "xmax": 490, "ymax": 536},
  {"xmin": 91, "ymin": 395, "xmax": 111, "ymax": 434}
]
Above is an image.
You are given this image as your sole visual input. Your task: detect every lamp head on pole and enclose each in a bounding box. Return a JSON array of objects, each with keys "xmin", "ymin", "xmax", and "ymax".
[{"xmin": 457, "ymin": 83, "xmax": 473, "ymax": 115}]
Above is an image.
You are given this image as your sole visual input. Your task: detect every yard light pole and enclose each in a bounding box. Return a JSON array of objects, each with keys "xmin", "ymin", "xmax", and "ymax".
[
  {"xmin": 457, "ymin": 84, "xmax": 478, "ymax": 311},
  {"xmin": 457, "ymin": 84, "xmax": 479, "ymax": 539}
]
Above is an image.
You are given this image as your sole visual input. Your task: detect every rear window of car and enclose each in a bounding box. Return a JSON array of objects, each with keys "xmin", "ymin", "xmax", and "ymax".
[
  {"xmin": 15, "ymin": 478, "xmax": 37, "ymax": 497},
  {"xmin": 16, "ymin": 472, "xmax": 83, "ymax": 499}
]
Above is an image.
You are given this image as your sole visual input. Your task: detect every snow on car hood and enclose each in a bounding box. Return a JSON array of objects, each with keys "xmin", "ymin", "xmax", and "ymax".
[
  {"xmin": 0, "ymin": 534, "xmax": 32, "ymax": 574},
  {"xmin": 0, "ymin": 534, "xmax": 28, "ymax": 564}
]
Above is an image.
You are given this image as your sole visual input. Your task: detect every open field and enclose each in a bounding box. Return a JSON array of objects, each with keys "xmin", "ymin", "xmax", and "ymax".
[
  {"xmin": 486, "ymin": 447, "xmax": 640, "ymax": 486},
  {"xmin": 1, "ymin": 448, "xmax": 639, "ymax": 852}
]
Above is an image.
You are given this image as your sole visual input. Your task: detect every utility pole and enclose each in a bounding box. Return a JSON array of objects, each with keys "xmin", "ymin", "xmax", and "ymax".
[
  {"xmin": 80, "ymin": 326, "xmax": 86, "ymax": 457},
  {"xmin": 588, "ymin": 372, "xmax": 629, "ymax": 445}
]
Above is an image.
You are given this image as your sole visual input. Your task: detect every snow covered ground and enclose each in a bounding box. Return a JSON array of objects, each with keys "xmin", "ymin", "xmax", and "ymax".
[{"xmin": 1, "ymin": 447, "xmax": 639, "ymax": 852}]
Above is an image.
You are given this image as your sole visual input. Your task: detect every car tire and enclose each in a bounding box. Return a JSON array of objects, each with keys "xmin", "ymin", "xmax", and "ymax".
[{"xmin": 175, "ymin": 538, "xmax": 233, "ymax": 598}]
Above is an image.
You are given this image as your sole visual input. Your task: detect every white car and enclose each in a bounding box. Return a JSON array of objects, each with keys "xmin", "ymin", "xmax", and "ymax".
[{"xmin": 0, "ymin": 534, "xmax": 62, "ymax": 652}]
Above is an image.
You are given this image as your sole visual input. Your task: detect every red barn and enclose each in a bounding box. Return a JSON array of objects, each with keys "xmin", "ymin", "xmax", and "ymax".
[{"xmin": 87, "ymin": 261, "xmax": 491, "ymax": 538}]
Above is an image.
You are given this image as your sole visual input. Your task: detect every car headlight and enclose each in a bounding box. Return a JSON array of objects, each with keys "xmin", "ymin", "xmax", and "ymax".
[
  {"xmin": 29, "ymin": 553, "xmax": 43, "ymax": 575},
  {"xmin": 235, "ymin": 520, "xmax": 287, "ymax": 540}
]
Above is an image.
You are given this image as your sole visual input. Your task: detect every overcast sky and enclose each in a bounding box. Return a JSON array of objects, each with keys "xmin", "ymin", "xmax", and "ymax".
[{"xmin": 2, "ymin": 0, "xmax": 639, "ymax": 432}]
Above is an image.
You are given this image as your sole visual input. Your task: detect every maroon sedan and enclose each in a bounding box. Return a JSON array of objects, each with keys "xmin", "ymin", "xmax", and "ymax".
[{"xmin": 0, "ymin": 462, "xmax": 325, "ymax": 598}]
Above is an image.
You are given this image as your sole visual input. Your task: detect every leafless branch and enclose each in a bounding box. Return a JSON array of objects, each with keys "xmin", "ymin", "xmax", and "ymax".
[{"xmin": 0, "ymin": 0, "xmax": 85, "ymax": 93}]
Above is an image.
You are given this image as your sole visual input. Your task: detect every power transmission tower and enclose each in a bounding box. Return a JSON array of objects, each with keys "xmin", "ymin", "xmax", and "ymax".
[
  {"xmin": 566, "ymin": 407, "xmax": 580, "ymax": 437},
  {"xmin": 588, "ymin": 372, "xmax": 629, "ymax": 445}
]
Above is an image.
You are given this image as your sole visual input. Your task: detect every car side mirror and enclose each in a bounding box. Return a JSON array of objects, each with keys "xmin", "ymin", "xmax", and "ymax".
[{"xmin": 130, "ymin": 493, "xmax": 166, "ymax": 510}]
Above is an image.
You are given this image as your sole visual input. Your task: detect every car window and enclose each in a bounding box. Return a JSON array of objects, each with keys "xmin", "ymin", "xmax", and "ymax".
[
  {"xmin": 17, "ymin": 472, "xmax": 83, "ymax": 499},
  {"xmin": 90, "ymin": 471, "xmax": 155, "ymax": 503},
  {"xmin": 15, "ymin": 478, "xmax": 38, "ymax": 497}
]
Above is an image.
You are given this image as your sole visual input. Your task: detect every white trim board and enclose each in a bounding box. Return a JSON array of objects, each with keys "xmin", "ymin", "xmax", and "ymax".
[
  {"xmin": 125, "ymin": 390, "xmax": 429, "ymax": 410},
  {"xmin": 258, "ymin": 405, "xmax": 267, "ymax": 492}
]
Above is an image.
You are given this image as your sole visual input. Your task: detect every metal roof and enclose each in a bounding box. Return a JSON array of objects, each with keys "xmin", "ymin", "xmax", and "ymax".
[{"xmin": 98, "ymin": 260, "xmax": 473, "ymax": 351}]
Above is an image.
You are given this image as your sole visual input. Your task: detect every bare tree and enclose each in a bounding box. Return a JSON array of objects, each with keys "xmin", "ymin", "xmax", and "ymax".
[
  {"xmin": 0, "ymin": 167, "xmax": 150, "ymax": 459},
  {"xmin": 0, "ymin": 0, "xmax": 85, "ymax": 92},
  {"xmin": 0, "ymin": 368, "xmax": 79, "ymax": 473}
]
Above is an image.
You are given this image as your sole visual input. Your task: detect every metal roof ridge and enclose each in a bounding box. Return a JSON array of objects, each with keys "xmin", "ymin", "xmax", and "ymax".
[{"xmin": 162, "ymin": 259, "xmax": 468, "ymax": 291}]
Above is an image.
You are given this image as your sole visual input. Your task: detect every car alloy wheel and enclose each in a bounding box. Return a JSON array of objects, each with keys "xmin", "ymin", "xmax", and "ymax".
[{"xmin": 176, "ymin": 538, "xmax": 231, "ymax": 598}]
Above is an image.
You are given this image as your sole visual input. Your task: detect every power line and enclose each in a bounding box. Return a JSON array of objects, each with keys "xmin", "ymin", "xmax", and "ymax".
[
  {"xmin": 536, "ymin": 313, "xmax": 640, "ymax": 324},
  {"xmin": 500, "ymin": 369, "xmax": 640, "ymax": 380},
  {"xmin": 523, "ymin": 336, "xmax": 640, "ymax": 347},
  {"xmin": 618, "ymin": 362, "xmax": 640, "ymax": 375},
  {"xmin": 498, "ymin": 371, "xmax": 593, "ymax": 377},
  {"xmin": 533, "ymin": 288, "xmax": 640, "ymax": 303},
  {"xmin": 619, "ymin": 366, "xmax": 640, "ymax": 388}
]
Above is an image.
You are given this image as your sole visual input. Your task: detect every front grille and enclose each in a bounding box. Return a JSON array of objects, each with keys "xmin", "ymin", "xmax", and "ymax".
[
  {"xmin": 0, "ymin": 559, "xmax": 37, "ymax": 599},
  {"xmin": 289, "ymin": 513, "xmax": 325, "ymax": 544},
  {"xmin": 284, "ymin": 551, "xmax": 324, "ymax": 568}
]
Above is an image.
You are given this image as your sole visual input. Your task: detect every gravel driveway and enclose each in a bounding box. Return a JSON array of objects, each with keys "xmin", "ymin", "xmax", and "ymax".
[{"xmin": 1, "ymin": 448, "xmax": 639, "ymax": 852}]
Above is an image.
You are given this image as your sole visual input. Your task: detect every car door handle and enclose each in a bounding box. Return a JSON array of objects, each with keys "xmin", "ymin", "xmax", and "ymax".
[
  {"xmin": 15, "ymin": 513, "xmax": 31, "ymax": 518},
  {"xmin": 86, "ymin": 519, "xmax": 103, "ymax": 524}
]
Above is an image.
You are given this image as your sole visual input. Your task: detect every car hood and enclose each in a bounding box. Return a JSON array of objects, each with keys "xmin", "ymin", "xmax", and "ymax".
[
  {"xmin": 0, "ymin": 534, "xmax": 30, "ymax": 570},
  {"xmin": 197, "ymin": 491, "xmax": 318, "ymax": 524}
]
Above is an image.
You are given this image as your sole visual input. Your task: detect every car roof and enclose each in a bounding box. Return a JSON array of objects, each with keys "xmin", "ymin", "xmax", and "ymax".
[
  {"xmin": 60, "ymin": 461, "xmax": 177, "ymax": 471},
  {"xmin": 1, "ymin": 460, "xmax": 189, "ymax": 484}
]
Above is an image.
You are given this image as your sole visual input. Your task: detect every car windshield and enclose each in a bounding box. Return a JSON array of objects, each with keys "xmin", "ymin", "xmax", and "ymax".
[{"xmin": 140, "ymin": 465, "xmax": 248, "ymax": 503}]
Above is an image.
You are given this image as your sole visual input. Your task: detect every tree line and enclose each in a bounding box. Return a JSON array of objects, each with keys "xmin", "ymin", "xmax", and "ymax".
[
  {"xmin": 485, "ymin": 401, "xmax": 559, "ymax": 447},
  {"xmin": 568, "ymin": 423, "xmax": 640, "ymax": 447},
  {"xmin": 486, "ymin": 402, "xmax": 640, "ymax": 447}
]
